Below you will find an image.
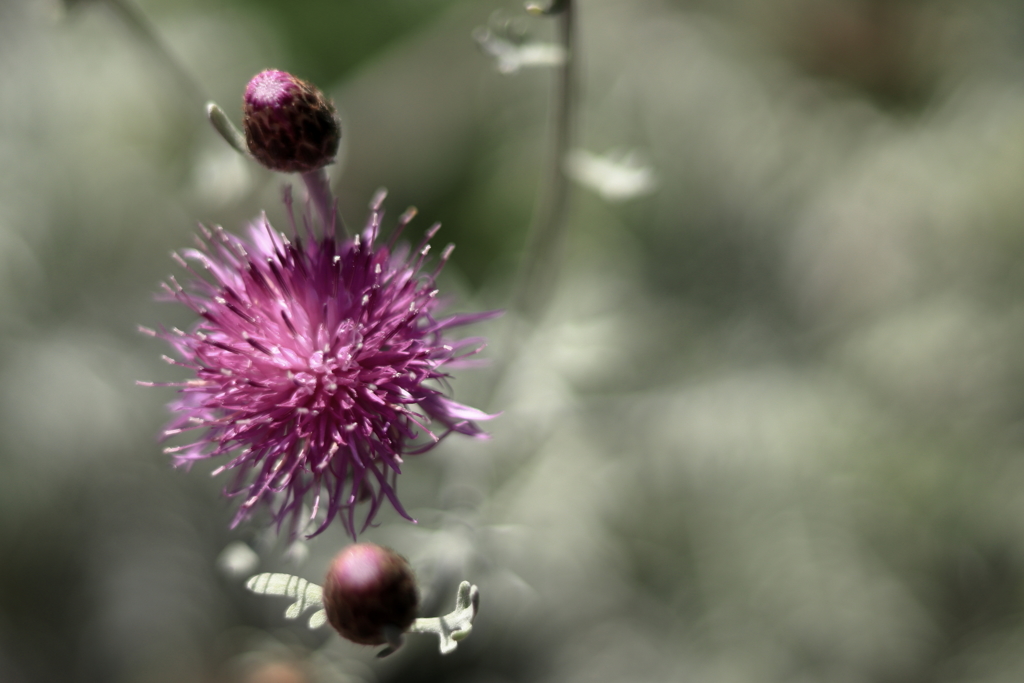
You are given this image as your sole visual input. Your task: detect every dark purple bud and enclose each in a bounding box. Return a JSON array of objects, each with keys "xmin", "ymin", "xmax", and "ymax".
[
  {"xmin": 243, "ymin": 70, "xmax": 341, "ymax": 173},
  {"xmin": 322, "ymin": 543, "xmax": 419, "ymax": 645}
]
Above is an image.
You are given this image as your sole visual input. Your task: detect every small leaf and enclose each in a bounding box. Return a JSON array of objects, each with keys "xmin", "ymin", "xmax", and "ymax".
[
  {"xmin": 405, "ymin": 581, "xmax": 480, "ymax": 655},
  {"xmin": 308, "ymin": 609, "xmax": 327, "ymax": 629},
  {"xmin": 207, "ymin": 102, "xmax": 249, "ymax": 157},
  {"xmin": 245, "ymin": 573, "xmax": 326, "ymax": 629}
]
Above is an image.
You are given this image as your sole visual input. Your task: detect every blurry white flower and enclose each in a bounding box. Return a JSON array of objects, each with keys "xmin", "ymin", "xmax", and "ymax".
[
  {"xmin": 565, "ymin": 148, "xmax": 658, "ymax": 201},
  {"xmin": 473, "ymin": 27, "xmax": 566, "ymax": 74},
  {"xmin": 216, "ymin": 541, "xmax": 260, "ymax": 578}
]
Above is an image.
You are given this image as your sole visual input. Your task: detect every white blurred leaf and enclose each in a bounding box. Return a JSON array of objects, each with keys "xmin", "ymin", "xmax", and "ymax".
[
  {"xmin": 473, "ymin": 27, "xmax": 566, "ymax": 74},
  {"xmin": 565, "ymin": 149, "xmax": 658, "ymax": 201},
  {"xmin": 245, "ymin": 573, "xmax": 327, "ymax": 630}
]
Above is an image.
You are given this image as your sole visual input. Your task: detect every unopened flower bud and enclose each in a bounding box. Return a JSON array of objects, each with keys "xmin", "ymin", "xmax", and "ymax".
[
  {"xmin": 322, "ymin": 543, "xmax": 419, "ymax": 645},
  {"xmin": 243, "ymin": 69, "xmax": 341, "ymax": 173}
]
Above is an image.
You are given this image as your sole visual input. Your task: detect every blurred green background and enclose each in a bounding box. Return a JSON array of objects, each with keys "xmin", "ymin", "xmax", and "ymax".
[{"xmin": 5, "ymin": 0, "xmax": 1024, "ymax": 681}]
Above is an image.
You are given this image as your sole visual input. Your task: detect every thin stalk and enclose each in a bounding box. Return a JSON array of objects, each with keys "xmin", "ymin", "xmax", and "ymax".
[
  {"xmin": 302, "ymin": 168, "xmax": 348, "ymax": 238},
  {"xmin": 510, "ymin": 0, "xmax": 576, "ymax": 322},
  {"xmin": 484, "ymin": 0, "xmax": 577, "ymax": 411}
]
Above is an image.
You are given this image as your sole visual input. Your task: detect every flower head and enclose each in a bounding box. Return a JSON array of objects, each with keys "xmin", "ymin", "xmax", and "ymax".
[
  {"xmin": 243, "ymin": 69, "xmax": 340, "ymax": 173},
  {"xmin": 142, "ymin": 189, "xmax": 497, "ymax": 538},
  {"xmin": 322, "ymin": 543, "xmax": 419, "ymax": 645}
]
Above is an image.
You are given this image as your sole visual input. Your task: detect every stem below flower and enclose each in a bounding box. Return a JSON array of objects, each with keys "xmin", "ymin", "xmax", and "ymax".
[{"xmin": 301, "ymin": 168, "xmax": 348, "ymax": 237}]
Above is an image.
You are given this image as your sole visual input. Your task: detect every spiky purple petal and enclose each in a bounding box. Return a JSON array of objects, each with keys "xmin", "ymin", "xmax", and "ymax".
[{"xmin": 149, "ymin": 191, "xmax": 497, "ymax": 538}]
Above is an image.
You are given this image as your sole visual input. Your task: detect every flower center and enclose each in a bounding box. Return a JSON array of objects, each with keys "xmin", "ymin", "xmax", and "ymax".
[{"xmin": 245, "ymin": 70, "xmax": 295, "ymax": 109}]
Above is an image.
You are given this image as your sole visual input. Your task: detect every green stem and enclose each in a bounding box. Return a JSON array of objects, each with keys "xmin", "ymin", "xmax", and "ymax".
[
  {"xmin": 510, "ymin": 0, "xmax": 576, "ymax": 321},
  {"xmin": 483, "ymin": 1, "xmax": 576, "ymax": 413},
  {"xmin": 301, "ymin": 168, "xmax": 348, "ymax": 238}
]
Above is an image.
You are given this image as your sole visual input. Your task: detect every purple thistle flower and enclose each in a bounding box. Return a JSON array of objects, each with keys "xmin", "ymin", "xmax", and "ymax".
[{"xmin": 141, "ymin": 189, "xmax": 498, "ymax": 538}]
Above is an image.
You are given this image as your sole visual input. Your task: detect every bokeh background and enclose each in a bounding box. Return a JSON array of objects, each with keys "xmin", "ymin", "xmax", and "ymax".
[{"xmin": 5, "ymin": 0, "xmax": 1024, "ymax": 681}]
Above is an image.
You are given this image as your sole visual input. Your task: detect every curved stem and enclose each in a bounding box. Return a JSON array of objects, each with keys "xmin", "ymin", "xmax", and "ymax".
[
  {"xmin": 206, "ymin": 103, "xmax": 249, "ymax": 156},
  {"xmin": 484, "ymin": 1, "xmax": 577, "ymax": 412},
  {"xmin": 510, "ymin": 0, "xmax": 576, "ymax": 322}
]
